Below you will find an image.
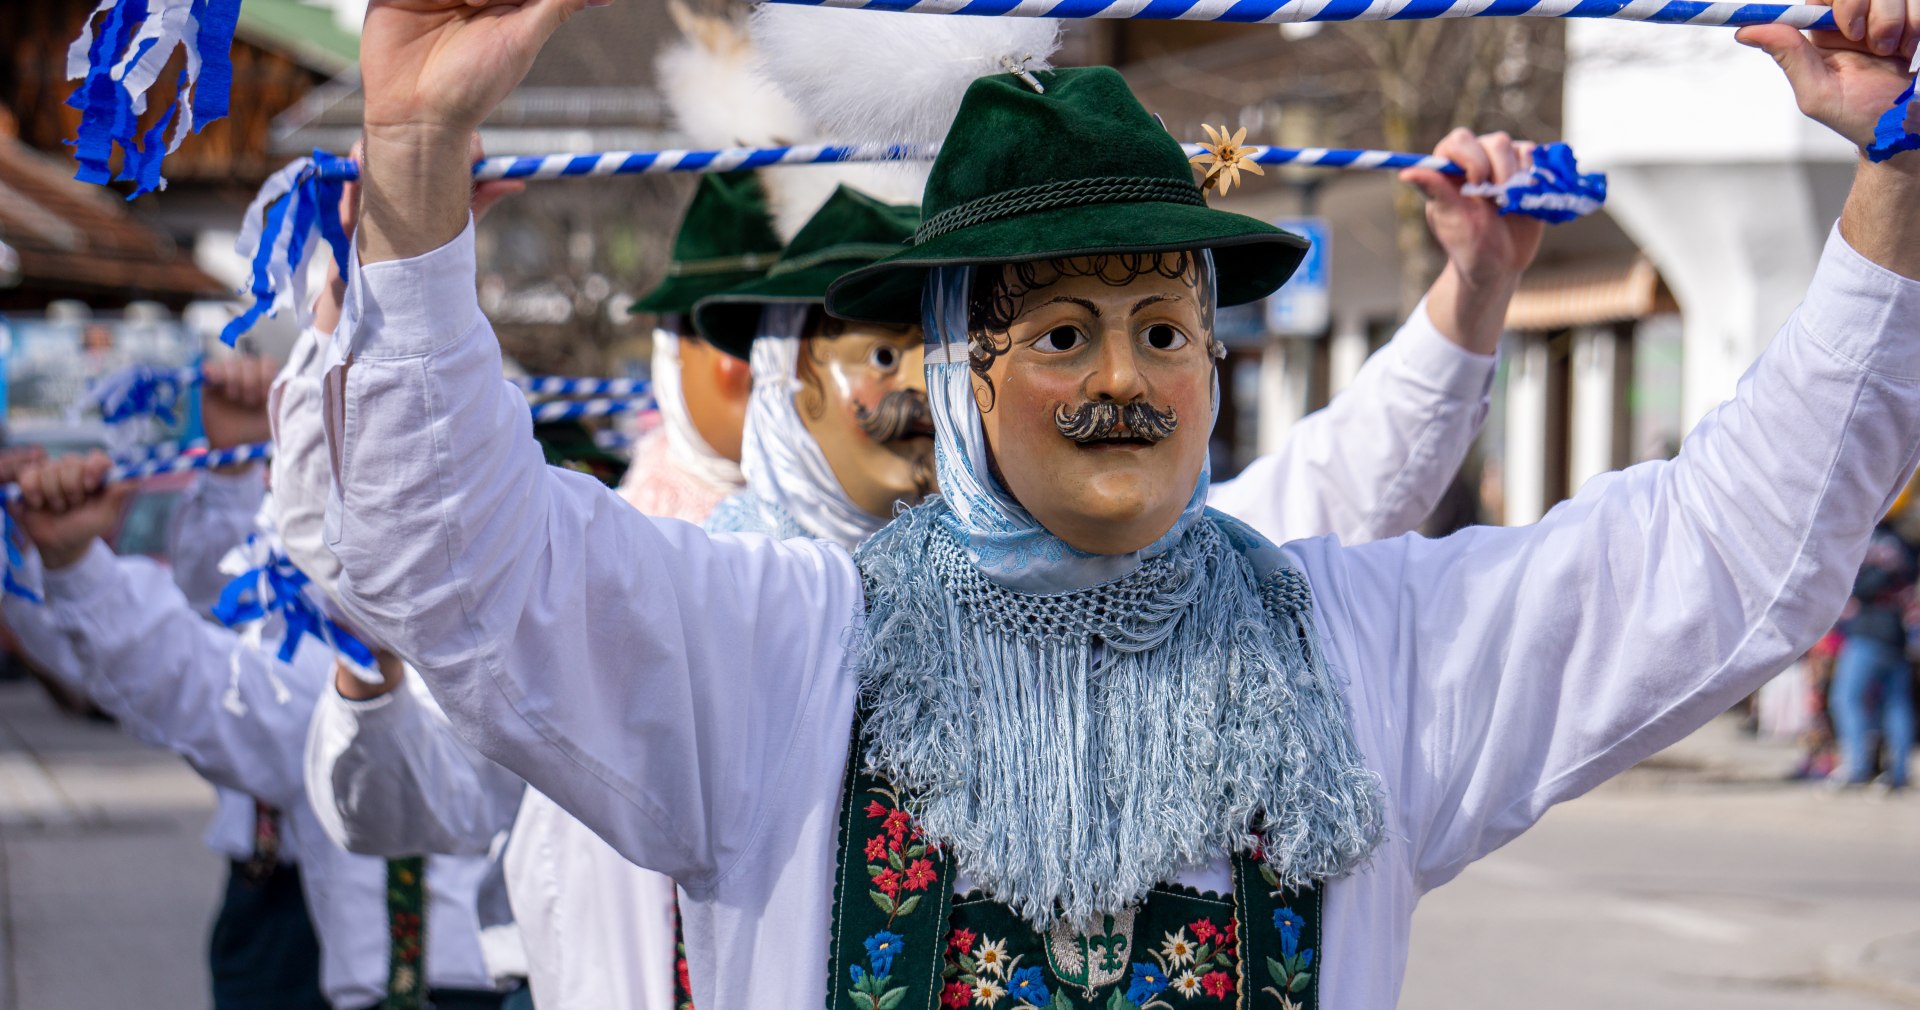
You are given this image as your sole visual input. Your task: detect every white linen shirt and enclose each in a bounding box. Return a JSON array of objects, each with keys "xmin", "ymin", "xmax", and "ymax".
[
  {"xmin": 302, "ymin": 289, "xmax": 1490, "ymax": 1010},
  {"xmin": 323, "ymin": 222, "xmax": 1920, "ymax": 1010},
  {"xmin": 29, "ymin": 541, "xmax": 497, "ymax": 1010}
]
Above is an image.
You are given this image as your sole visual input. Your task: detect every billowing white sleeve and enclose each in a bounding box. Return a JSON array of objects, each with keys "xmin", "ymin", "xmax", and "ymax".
[
  {"xmin": 269, "ymin": 328, "xmax": 341, "ymax": 592},
  {"xmin": 1292, "ymin": 227, "xmax": 1920, "ymax": 894},
  {"xmin": 323, "ymin": 222, "xmax": 864, "ymax": 890},
  {"xmin": 166, "ymin": 468, "xmax": 266, "ymax": 614},
  {"xmin": 1209, "ymin": 302, "xmax": 1495, "ymax": 544},
  {"xmin": 41, "ymin": 541, "xmax": 326, "ymax": 810},
  {"xmin": 305, "ymin": 673, "xmax": 525, "ymax": 857}
]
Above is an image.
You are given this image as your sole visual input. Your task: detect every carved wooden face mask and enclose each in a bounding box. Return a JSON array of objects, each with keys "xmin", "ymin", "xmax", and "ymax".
[
  {"xmin": 966, "ymin": 253, "xmax": 1216, "ymax": 555},
  {"xmin": 795, "ymin": 310, "xmax": 936, "ymax": 520}
]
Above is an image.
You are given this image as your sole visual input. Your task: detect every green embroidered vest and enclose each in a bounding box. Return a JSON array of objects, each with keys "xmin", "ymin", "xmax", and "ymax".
[{"xmin": 826, "ymin": 740, "xmax": 1324, "ymax": 1010}]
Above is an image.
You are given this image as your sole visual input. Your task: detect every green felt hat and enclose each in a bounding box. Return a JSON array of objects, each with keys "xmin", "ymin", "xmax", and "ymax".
[
  {"xmin": 691, "ymin": 185, "xmax": 921, "ymax": 360},
  {"xmin": 534, "ymin": 420, "xmax": 629, "ymax": 488},
  {"xmin": 630, "ymin": 172, "xmax": 785, "ymax": 316},
  {"xmin": 824, "ymin": 67, "xmax": 1308, "ymax": 325}
]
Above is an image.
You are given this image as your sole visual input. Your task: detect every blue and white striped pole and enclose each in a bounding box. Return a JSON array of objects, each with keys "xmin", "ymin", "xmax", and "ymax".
[
  {"xmin": 514, "ymin": 376, "xmax": 653, "ymax": 398},
  {"xmin": 530, "ymin": 398, "xmax": 653, "ymax": 423},
  {"xmin": 311, "ymin": 142, "xmax": 1450, "ymax": 185},
  {"xmin": 756, "ymin": 0, "xmax": 1838, "ymax": 29}
]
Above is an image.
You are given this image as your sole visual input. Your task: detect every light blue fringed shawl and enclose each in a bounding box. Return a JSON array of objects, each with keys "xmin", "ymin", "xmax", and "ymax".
[{"xmin": 849, "ymin": 260, "xmax": 1385, "ymax": 929}]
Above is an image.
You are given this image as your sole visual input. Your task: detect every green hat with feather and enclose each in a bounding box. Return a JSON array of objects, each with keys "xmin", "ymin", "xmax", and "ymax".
[{"xmin": 823, "ymin": 67, "xmax": 1308, "ymax": 326}]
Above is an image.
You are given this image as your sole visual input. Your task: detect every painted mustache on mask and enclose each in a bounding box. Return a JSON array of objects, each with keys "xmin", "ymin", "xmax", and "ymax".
[
  {"xmin": 1053, "ymin": 401, "xmax": 1180, "ymax": 444},
  {"xmin": 856, "ymin": 390, "xmax": 937, "ymax": 444}
]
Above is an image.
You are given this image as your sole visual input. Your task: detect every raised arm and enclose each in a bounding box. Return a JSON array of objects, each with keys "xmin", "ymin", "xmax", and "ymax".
[
  {"xmin": 1305, "ymin": 110, "xmax": 1920, "ymax": 892},
  {"xmin": 321, "ymin": 0, "xmax": 861, "ymax": 892},
  {"xmin": 306, "ymin": 666, "xmax": 525, "ymax": 857},
  {"xmin": 1210, "ymin": 129, "xmax": 1529, "ymax": 544},
  {"xmin": 12, "ymin": 454, "xmax": 326, "ymax": 810}
]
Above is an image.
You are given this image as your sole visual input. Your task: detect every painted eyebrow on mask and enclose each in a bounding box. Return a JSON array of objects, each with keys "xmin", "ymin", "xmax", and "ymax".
[
  {"xmin": 1130, "ymin": 294, "xmax": 1181, "ymax": 316},
  {"xmin": 1035, "ymin": 295, "xmax": 1101, "ymax": 316}
]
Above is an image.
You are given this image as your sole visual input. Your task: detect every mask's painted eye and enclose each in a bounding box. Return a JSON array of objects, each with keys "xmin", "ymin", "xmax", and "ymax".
[
  {"xmin": 1144, "ymin": 324, "xmax": 1189, "ymax": 351},
  {"xmin": 868, "ymin": 343, "xmax": 900, "ymax": 371},
  {"xmin": 1038, "ymin": 326, "xmax": 1086, "ymax": 353}
]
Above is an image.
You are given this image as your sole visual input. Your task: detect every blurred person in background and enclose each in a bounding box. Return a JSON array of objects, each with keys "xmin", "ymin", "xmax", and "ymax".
[{"xmin": 1830, "ymin": 519, "xmax": 1917, "ymax": 791}]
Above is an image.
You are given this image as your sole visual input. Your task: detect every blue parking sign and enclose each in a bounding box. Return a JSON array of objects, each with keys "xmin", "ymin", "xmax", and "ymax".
[{"xmin": 1265, "ymin": 217, "xmax": 1331, "ymax": 337}]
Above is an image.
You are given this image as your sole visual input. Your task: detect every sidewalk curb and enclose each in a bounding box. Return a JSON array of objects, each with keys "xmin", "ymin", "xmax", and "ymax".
[{"xmin": 1824, "ymin": 933, "xmax": 1920, "ymax": 1007}]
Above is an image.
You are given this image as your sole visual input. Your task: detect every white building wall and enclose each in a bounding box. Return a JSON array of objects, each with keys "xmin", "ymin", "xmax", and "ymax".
[{"xmin": 1566, "ymin": 21, "xmax": 1854, "ymax": 430}]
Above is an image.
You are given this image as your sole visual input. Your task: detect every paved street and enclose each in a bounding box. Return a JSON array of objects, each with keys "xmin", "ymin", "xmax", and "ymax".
[{"xmin": 0, "ymin": 678, "xmax": 1915, "ymax": 1009}]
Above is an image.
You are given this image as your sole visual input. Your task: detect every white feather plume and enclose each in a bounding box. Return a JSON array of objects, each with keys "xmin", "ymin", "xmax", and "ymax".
[
  {"xmin": 749, "ymin": 4, "xmax": 1061, "ymax": 233},
  {"xmin": 655, "ymin": 2, "xmax": 809, "ymax": 151},
  {"xmin": 751, "ymin": 5, "xmax": 1061, "ymax": 147}
]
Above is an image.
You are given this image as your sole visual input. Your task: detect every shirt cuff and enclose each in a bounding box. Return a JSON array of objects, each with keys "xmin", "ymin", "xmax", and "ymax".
[
  {"xmin": 1801, "ymin": 223, "xmax": 1920, "ymax": 382},
  {"xmin": 1392, "ymin": 297, "xmax": 1501, "ymax": 400},
  {"xmin": 42, "ymin": 540, "xmax": 119, "ymax": 605},
  {"xmin": 338, "ymin": 217, "xmax": 480, "ymax": 361},
  {"xmin": 330, "ymin": 677, "xmax": 416, "ymax": 721}
]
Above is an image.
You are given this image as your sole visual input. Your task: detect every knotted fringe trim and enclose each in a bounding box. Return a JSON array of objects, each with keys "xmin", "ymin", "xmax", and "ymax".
[{"xmin": 851, "ymin": 499, "xmax": 1383, "ymax": 929}]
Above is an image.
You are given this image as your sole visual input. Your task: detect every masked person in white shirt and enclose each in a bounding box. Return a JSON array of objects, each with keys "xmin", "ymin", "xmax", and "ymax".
[
  {"xmin": 294, "ymin": 169, "xmax": 754, "ymax": 1010},
  {"xmin": 5, "ymin": 398, "xmax": 515, "ymax": 1010},
  {"xmin": 307, "ymin": 3, "xmax": 1920, "ymax": 1008}
]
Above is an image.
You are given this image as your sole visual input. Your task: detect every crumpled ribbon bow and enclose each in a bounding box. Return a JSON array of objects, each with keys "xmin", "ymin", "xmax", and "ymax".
[{"xmin": 212, "ymin": 535, "xmax": 373, "ymax": 670}]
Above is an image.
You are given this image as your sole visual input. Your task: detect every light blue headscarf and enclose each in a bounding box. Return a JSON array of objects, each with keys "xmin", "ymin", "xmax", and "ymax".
[
  {"xmin": 705, "ymin": 304, "xmax": 889, "ymax": 549},
  {"xmin": 920, "ymin": 259, "xmax": 1218, "ymax": 593}
]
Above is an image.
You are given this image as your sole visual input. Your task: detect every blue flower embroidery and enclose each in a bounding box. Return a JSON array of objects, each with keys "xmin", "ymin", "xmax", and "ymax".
[
  {"xmin": 1274, "ymin": 907, "xmax": 1304, "ymax": 957},
  {"xmin": 864, "ymin": 931, "xmax": 905, "ymax": 977},
  {"xmin": 1127, "ymin": 963, "xmax": 1169, "ymax": 1003},
  {"xmin": 1008, "ymin": 966, "xmax": 1050, "ymax": 1006},
  {"xmin": 849, "ymin": 965, "xmax": 866, "ymax": 984}
]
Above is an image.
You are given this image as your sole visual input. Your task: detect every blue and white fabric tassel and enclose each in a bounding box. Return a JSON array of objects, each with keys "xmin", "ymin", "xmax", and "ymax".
[
  {"xmin": 530, "ymin": 397, "xmax": 652, "ymax": 423},
  {"xmin": 65, "ymin": 0, "xmax": 242, "ymax": 197},
  {"xmin": 211, "ymin": 533, "xmax": 375, "ymax": 710},
  {"xmin": 83, "ymin": 362, "xmax": 200, "ymax": 454},
  {"xmin": 1459, "ymin": 143, "xmax": 1608, "ymax": 224},
  {"xmin": 2, "ymin": 513, "xmax": 42, "ymax": 605},
  {"xmin": 221, "ymin": 150, "xmax": 354, "ymax": 346},
  {"xmin": 1867, "ymin": 51, "xmax": 1920, "ymax": 163}
]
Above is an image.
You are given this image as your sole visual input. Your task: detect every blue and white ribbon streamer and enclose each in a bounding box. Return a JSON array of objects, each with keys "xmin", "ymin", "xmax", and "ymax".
[
  {"xmin": 1458, "ymin": 142, "xmax": 1607, "ymax": 223},
  {"xmin": 220, "ymin": 150, "xmax": 353, "ymax": 347},
  {"xmin": 212, "ymin": 533, "xmax": 374, "ymax": 669},
  {"xmin": 65, "ymin": 0, "xmax": 241, "ymax": 196},
  {"xmin": 2, "ymin": 513, "xmax": 42, "ymax": 605},
  {"xmin": 758, "ymin": 0, "xmax": 1837, "ymax": 28},
  {"xmin": 530, "ymin": 397, "xmax": 652, "ymax": 423},
  {"xmin": 1867, "ymin": 52, "xmax": 1920, "ymax": 163},
  {"xmin": 0, "ymin": 440, "xmax": 272, "ymax": 505},
  {"xmin": 515, "ymin": 376, "xmax": 652, "ymax": 398},
  {"xmin": 85, "ymin": 362, "xmax": 199, "ymax": 428}
]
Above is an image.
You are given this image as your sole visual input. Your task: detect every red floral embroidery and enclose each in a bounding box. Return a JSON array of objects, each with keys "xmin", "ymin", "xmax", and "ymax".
[
  {"xmin": 883, "ymin": 809, "xmax": 913, "ymax": 841},
  {"xmin": 676, "ymin": 957, "xmax": 691, "ymax": 996},
  {"xmin": 1189, "ymin": 918, "xmax": 1218, "ymax": 943},
  {"xmin": 866, "ymin": 800, "xmax": 889, "ymax": 819},
  {"xmin": 947, "ymin": 927, "xmax": 977, "ymax": 954},
  {"xmin": 864, "ymin": 836, "xmax": 888, "ymax": 862},
  {"xmin": 1202, "ymin": 969, "xmax": 1233, "ymax": 998},
  {"xmin": 904, "ymin": 858, "xmax": 937, "ymax": 892},
  {"xmin": 875, "ymin": 868, "xmax": 903, "ymax": 897},
  {"xmin": 1220, "ymin": 917, "xmax": 1239, "ymax": 952},
  {"xmin": 940, "ymin": 981, "xmax": 972, "ymax": 1008}
]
